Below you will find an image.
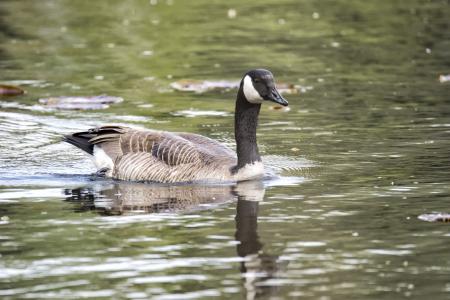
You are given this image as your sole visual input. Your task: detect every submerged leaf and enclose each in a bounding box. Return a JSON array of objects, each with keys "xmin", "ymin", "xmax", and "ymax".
[
  {"xmin": 0, "ymin": 84, "xmax": 25, "ymax": 96},
  {"xmin": 170, "ymin": 80, "xmax": 239, "ymax": 93},
  {"xmin": 276, "ymin": 82, "xmax": 300, "ymax": 94},
  {"xmin": 170, "ymin": 79, "xmax": 303, "ymax": 94},
  {"xmin": 38, "ymin": 95, "xmax": 123, "ymax": 110}
]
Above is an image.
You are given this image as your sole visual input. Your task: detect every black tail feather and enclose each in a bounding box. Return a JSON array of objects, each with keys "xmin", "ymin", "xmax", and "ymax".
[{"xmin": 63, "ymin": 132, "xmax": 95, "ymax": 155}]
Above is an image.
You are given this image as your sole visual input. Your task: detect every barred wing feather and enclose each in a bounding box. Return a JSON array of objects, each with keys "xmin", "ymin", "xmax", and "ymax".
[{"xmin": 86, "ymin": 126, "xmax": 236, "ymax": 182}]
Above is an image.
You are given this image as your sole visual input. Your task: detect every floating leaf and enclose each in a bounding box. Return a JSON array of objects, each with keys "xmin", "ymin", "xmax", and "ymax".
[
  {"xmin": 0, "ymin": 84, "xmax": 25, "ymax": 96},
  {"xmin": 418, "ymin": 212, "xmax": 450, "ymax": 223},
  {"xmin": 439, "ymin": 74, "xmax": 450, "ymax": 83},
  {"xmin": 269, "ymin": 105, "xmax": 291, "ymax": 112},
  {"xmin": 38, "ymin": 95, "xmax": 123, "ymax": 110}
]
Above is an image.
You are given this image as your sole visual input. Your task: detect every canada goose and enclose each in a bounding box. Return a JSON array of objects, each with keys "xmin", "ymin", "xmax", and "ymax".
[{"xmin": 64, "ymin": 69, "xmax": 288, "ymax": 183}]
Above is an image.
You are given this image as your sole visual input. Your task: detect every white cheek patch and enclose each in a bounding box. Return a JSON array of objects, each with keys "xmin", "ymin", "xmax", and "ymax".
[{"xmin": 243, "ymin": 75, "xmax": 263, "ymax": 104}]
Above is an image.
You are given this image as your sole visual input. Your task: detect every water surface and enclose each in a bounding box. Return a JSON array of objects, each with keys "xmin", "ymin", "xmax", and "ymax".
[{"xmin": 1, "ymin": 1, "xmax": 449, "ymax": 299}]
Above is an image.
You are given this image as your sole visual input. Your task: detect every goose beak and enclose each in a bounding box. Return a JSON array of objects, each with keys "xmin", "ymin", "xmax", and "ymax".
[{"xmin": 265, "ymin": 88, "xmax": 288, "ymax": 106}]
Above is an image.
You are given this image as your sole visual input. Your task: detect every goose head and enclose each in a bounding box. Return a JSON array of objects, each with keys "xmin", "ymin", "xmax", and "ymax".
[{"xmin": 242, "ymin": 69, "xmax": 289, "ymax": 106}]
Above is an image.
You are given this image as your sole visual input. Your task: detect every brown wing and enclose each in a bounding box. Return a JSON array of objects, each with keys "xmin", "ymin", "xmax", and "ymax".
[
  {"xmin": 82, "ymin": 125, "xmax": 237, "ymax": 182},
  {"xmin": 177, "ymin": 132, "xmax": 236, "ymax": 158},
  {"xmin": 88, "ymin": 125, "xmax": 234, "ymax": 167}
]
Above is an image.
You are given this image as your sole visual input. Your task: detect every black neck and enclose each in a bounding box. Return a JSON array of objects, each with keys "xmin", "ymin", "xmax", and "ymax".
[{"xmin": 234, "ymin": 86, "xmax": 261, "ymax": 170}]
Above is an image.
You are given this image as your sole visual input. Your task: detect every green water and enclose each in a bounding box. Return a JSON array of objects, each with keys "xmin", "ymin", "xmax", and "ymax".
[{"xmin": 1, "ymin": 0, "xmax": 450, "ymax": 299}]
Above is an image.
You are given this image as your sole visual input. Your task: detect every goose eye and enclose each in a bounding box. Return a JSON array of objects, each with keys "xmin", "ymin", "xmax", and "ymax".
[{"xmin": 253, "ymin": 79, "xmax": 260, "ymax": 84}]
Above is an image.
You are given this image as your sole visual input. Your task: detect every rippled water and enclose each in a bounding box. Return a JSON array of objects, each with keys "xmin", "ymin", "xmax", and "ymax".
[{"xmin": 1, "ymin": 1, "xmax": 450, "ymax": 299}]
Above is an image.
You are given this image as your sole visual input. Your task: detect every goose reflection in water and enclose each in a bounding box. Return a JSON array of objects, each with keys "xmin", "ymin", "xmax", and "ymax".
[
  {"xmin": 64, "ymin": 180, "xmax": 265, "ymax": 214},
  {"xmin": 234, "ymin": 184, "xmax": 280, "ymax": 300},
  {"xmin": 64, "ymin": 181, "xmax": 238, "ymax": 214},
  {"xmin": 64, "ymin": 180, "xmax": 280, "ymax": 299}
]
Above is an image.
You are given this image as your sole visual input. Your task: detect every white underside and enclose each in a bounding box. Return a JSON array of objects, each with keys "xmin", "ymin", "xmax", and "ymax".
[
  {"xmin": 92, "ymin": 146, "xmax": 114, "ymax": 176},
  {"xmin": 233, "ymin": 161, "xmax": 264, "ymax": 181}
]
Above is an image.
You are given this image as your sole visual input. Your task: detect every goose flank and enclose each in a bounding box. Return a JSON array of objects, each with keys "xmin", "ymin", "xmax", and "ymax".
[{"xmin": 64, "ymin": 69, "xmax": 288, "ymax": 183}]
